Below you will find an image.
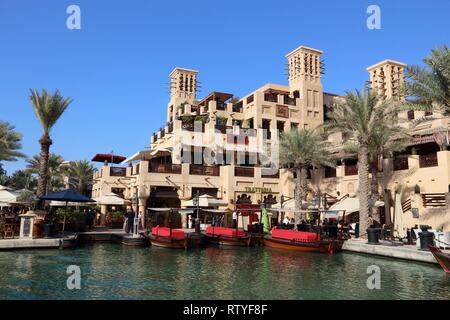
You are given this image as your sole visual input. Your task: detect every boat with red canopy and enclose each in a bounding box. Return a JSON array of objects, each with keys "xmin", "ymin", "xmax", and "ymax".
[
  {"xmin": 201, "ymin": 206, "xmax": 264, "ymax": 247},
  {"xmin": 147, "ymin": 208, "xmax": 202, "ymax": 249},
  {"xmin": 263, "ymin": 209, "xmax": 348, "ymax": 254}
]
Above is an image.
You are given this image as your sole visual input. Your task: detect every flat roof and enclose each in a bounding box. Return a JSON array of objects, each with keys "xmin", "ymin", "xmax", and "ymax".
[
  {"xmin": 366, "ymin": 59, "xmax": 407, "ymax": 71},
  {"xmin": 285, "ymin": 45, "xmax": 323, "ymax": 57},
  {"xmin": 169, "ymin": 67, "xmax": 199, "ymax": 76},
  {"xmin": 198, "ymin": 91, "xmax": 233, "ymax": 106}
]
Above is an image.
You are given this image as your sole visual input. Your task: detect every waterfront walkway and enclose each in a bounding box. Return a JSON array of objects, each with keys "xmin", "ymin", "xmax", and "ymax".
[{"xmin": 342, "ymin": 238, "xmax": 447, "ymax": 264}]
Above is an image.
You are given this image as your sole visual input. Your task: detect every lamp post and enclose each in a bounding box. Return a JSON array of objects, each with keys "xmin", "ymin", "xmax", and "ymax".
[{"xmin": 194, "ymin": 190, "xmax": 200, "ymax": 233}]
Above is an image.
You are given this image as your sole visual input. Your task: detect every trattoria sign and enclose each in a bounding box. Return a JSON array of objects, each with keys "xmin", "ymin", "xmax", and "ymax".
[{"xmin": 244, "ymin": 187, "xmax": 272, "ymax": 193}]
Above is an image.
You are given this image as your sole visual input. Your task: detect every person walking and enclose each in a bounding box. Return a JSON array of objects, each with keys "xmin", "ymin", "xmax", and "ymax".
[{"xmin": 232, "ymin": 210, "xmax": 238, "ymax": 228}]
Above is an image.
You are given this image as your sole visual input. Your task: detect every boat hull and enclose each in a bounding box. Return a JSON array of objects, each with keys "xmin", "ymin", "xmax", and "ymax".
[
  {"xmin": 202, "ymin": 233, "xmax": 263, "ymax": 247},
  {"xmin": 429, "ymin": 246, "xmax": 450, "ymax": 274},
  {"xmin": 263, "ymin": 235, "xmax": 345, "ymax": 254},
  {"xmin": 148, "ymin": 234, "xmax": 202, "ymax": 249}
]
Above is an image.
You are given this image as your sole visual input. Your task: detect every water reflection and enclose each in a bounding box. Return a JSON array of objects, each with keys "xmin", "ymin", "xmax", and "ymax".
[{"xmin": 0, "ymin": 244, "xmax": 449, "ymax": 300}]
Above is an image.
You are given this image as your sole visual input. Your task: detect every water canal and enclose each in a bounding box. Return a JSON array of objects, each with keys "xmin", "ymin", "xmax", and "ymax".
[{"xmin": 0, "ymin": 243, "xmax": 449, "ymax": 300}]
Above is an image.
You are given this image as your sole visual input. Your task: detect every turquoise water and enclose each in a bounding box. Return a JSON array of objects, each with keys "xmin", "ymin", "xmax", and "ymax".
[{"xmin": 0, "ymin": 243, "xmax": 449, "ymax": 300}]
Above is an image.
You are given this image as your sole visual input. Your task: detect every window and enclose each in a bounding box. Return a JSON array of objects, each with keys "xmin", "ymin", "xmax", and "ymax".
[
  {"xmin": 291, "ymin": 122, "xmax": 299, "ymax": 129},
  {"xmin": 407, "ymin": 110, "xmax": 415, "ymax": 120}
]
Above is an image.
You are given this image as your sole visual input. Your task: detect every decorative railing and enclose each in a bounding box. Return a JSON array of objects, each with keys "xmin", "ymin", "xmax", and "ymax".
[
  {"xmin": 276, "ymin": 105, "xmax": 289, "ymax": 118},
  {"xmin": 189, "ymin": 165, "xmax": 220, "ymax": 176},
  {"xmin": 344, "ymin": 164, "xmax": 358, "ymax": 176},
  {"xmin": 422, "ymin": 193, "xmax": 446, "ymax": 207},
  {"xmin": 148, "ymin": 163, "xmax": 181, "ymax": 174},
  {"xmin": 216, "ymin": 102, "xmax": 226, "ymax": 111},
  {"xmin": 419, "ymin": 153, "xmax": 438, "ymax": 168},
  {"xmin": 401, "ymin": 198, "xmax": 411, "ymax": 212},
  {"xmin": 110, "ymin": 167, "xmax": 126, "ymax": 177},
  {"xmin": 261, "ymin": 169, "xmax": 280, "ymax": 178},
  {"xmin": 235, "ymin": 166, "xmax": 254, "ymax": 177},
  {"xmin": 246, "ymin": 95, "xmax": 254, "ymax": 104},
  {"xmin": 393, "ymin": 157, "xmax": 409, "ymax": 171}
]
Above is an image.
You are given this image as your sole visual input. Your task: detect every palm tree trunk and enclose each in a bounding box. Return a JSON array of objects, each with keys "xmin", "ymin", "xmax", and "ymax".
[
  {"xmin": 294, "ymin": 168, "xmax": 302, "ymax": 225},
  {"xmin": 37, "ymin": 134, "xmax": 52, "ymax": 200},
  {"xmin": 358, "ymin": 143, "xmax": 370, "ymax": 238},
  {"xmin": 370, "ymin": 161, "xmax": 380, "ymax": 222}
]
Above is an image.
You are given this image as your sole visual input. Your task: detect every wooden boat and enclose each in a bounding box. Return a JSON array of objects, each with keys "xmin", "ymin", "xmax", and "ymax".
[
  {"xmin": 148, "ymin": 226, "xmax": 202, "ymax": 249},
  {"xmin": 263, "ymin": 228, "xmax": 345, "ymax": 254},
  {"xmin": 429, "ymin": 246, "xmax": 450, "ymax": 274},
  {"xmin": 202, "ymin": 226, "xmax": 263, "ymax": 247}
]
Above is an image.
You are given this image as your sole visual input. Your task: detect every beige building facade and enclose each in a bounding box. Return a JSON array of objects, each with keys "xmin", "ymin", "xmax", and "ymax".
[{"xmin": 92, "ymin": 45, "xmax": 450, "ymax": 231}]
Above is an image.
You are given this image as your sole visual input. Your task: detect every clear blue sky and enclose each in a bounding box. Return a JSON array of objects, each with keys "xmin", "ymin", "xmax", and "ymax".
[{"xmin": 1, "ymin": 0, "xmax": 449, "ymax": 174}]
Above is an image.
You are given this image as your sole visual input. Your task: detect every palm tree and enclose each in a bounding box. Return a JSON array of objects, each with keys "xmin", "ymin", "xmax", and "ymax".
[
  {"xmin": 406, "ymin": 45, "xmax": 450, "ymax": 114},
  {"xmin": 26, "ymin": 153, "xmax": 65, "ymax": 193},
  {"xmin": 325, "ymin": 90, "xmax": 404, "ymax": 236},
  {"xmin": 66, "ymin": 160, "xmax": 94, "ymax": 194},
  {"xmin": 342, "ymin": 123, "xmax": 410, "ymax": 225},
  {"xmin": 29, "ymin": 89, "xmax": 72, "ymax": 198},
  {"xmin": 6, "ymin": 170, "xmax": 37, "ymax": 191},
  {"xmin": 279, "ymin": 129, "xmax": 334, "ymax": 224},
  {"xmin": 0, "ymin": 121, "xmax": 26, "ymax": 162}
]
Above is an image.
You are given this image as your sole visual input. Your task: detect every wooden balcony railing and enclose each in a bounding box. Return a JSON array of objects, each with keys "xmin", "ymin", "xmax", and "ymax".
[
  {"xmin": 216, "ymin": 102, "xmax": 226, "ymax": 111},
  {"xmin": 235, "ymin": 166, "xmax": 254, "ymax": 177},
  {"xmin": 422, "ymin": 193, "xmax": 446, "ymax": 207},
  {"xmin": 110, "ymin": 167, "xmax": 127, "ymax": 177},
  {"xmin": 344, "ymin": 164, "xmax": 358, "ymax": 176},
  {"xmin": 393, "ymin": 157, "xmax": 409, "ymax": 171},
  {"xmin": 148, "ymin": 163, "xmax": 181, "ymax": 174},
  {"xmin": 419, "ymin": 153, "xmax": 438, "ymax": 168},
  {"xmin": 264, "ymin": 93, "xmax": 278, "ymax": 103},
  {"xmin": 246, "ymin": 95, "xmax": 254, "ymax": 104},
  {"xmin": 261, "ymin": 168, "xmax": 280, "ymax": 178},
  {"xmin": 189, "ymin": 165, "xmax": 220, "ymax": 176}
]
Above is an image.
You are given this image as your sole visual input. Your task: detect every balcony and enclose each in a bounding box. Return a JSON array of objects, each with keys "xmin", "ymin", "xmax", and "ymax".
[
  {"xmin": 393, "ymin": 157, "xmax": 409, "ymax": 171},
  {"xmin": 214, "ymin": 124, "xmax": 228, "ymax": 134},
  {"xmin": 344, "ymin": 164, "xmax": 358, "ymax": 176},
  {"xmin": 110, "ymin": 167, "xmax": 127, "ymax": 177},
  {"xmin": 182, "ymin": 122, "xmax": 205, "ymax": 132},
  {"xmin": 324, "ymin": 166, "xmax": 337, "ymax": 178},
  {"xmin": 240, "ymin": 128, "xmax": 257, "ymax": 137},
  {"xmin": 216, "ymin": 102, "xmax": 226, "ymax": 111},
  {"xmin": 419, "ymin": 153, "xmax": 438, "ymax": 168},
  {"xmin": 422, "ymin": 193, "xmax": 446, "ymax": 207},
  {"xmin": 168, "ymin": 122, "xmax": 173, "ymax": 133},
  {"xmin": 235, "ymin": 166, "xmax": 254, "ymax": 177},
  {"xmin": 149, "ymin": 163, "xmax": 182, "ymax": 174},
  {"xmin": 133, "ymin": 164, "xmax": 140, "ymax": 175},
  {"xmin": 246, "ymin": 95, "xmax": 254, "ymax": 104},
  {"xmin": 261, "ymin": 168, "xmax": 280, "ymax": 178},
  {"xmin": 264, "ymin": 93, "xmax": 278, "ymax": 103},
  {"xmin": 189, "ymin": 164, "xmax": 220, "ymax": 176},
  {"xmin": 283, "ymin": 95, "xmax": 296, "ymax": 106},
  {"xmin": 233, "ymin": 102, "xmax": 243, "ymax": 113}
]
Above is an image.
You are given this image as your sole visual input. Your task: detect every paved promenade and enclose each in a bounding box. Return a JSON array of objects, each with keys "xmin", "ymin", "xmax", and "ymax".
[{"xmin": 342, "ymin": 238, "xmax": 444, "ymax": 264}]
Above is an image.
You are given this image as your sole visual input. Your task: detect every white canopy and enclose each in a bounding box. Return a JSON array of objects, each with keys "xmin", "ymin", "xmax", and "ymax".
[
  {"xmin": 0, "ymin": 186, "xmax": 20, "ymax": 206},
  {"xmin": 393, "ymin": 194, "xmax": 407, "ymax": 238},
  {"xmin": 49, "ymin": 201, "xmax": 93, "ymax": 207},
  {"xmin": 328, "ymin": 196, "xmax": 384, "ymax": 214},
  {"xmin": 181, "ymin": 194, "xmax": 228, "ymax": 207},
  {"xmin": 93, "ymin": 193, "xmax": 131, "ymax": 206}
]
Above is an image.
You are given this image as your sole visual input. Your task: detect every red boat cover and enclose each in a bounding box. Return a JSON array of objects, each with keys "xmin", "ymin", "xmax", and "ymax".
[
  {"xmin": 152, "ymin": 226, "xmax": 185, "ymax": 240},
  {"xmin": 206, "ymin": 226, "xmax": 245, "ymax": 237},
  {"xmin": 271, "ymin": 228, "xmax": 320, "ymax": 242}
]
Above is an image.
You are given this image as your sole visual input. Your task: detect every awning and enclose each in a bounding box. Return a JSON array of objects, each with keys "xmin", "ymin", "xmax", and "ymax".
[
  {"xmin": 0, "ymin": 187, "xmax": 20, "ymax": 205},
  {"xmin": 202, "ymin": 209, "xmax": 231, "ymax": 214},
  {"xmin": 122, "ymin": 150, "xmax": 153, "ymax": 163},
  {"xmin": 50, "ymin": 201, "xmax": 93, "ymax": 207},
  {"xmin": 181, "ymin": 194, "xmax": 228, "ymax": 207},
  {"xmin": 93, "ymin": 193, "xmax": 131, "ymax": 205},
  {"xmin": 198, "ymin": 92, "xmax": 233, "ymax": 106},
  {"xmin": 92, "ymin": 154, "xmax": 126, "ymax": 164},
  {"xmin": 328, "ymin": 196, "xmax": 384, "ymax": 214}
]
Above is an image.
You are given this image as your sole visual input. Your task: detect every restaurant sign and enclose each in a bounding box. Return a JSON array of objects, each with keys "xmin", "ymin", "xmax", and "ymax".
[{"xmin": 244, "ymin": 187, "xmax": 272, "ymax": 193}]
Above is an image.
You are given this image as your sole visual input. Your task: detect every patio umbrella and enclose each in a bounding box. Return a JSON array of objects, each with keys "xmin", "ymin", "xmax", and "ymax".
[
  {"xmin": 39, "ymin": 189, "xmax": 95, "ymax": 235},
  {"xmin": 261, "ymin": 207, "xmax": 270, "ymax": 233}
]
